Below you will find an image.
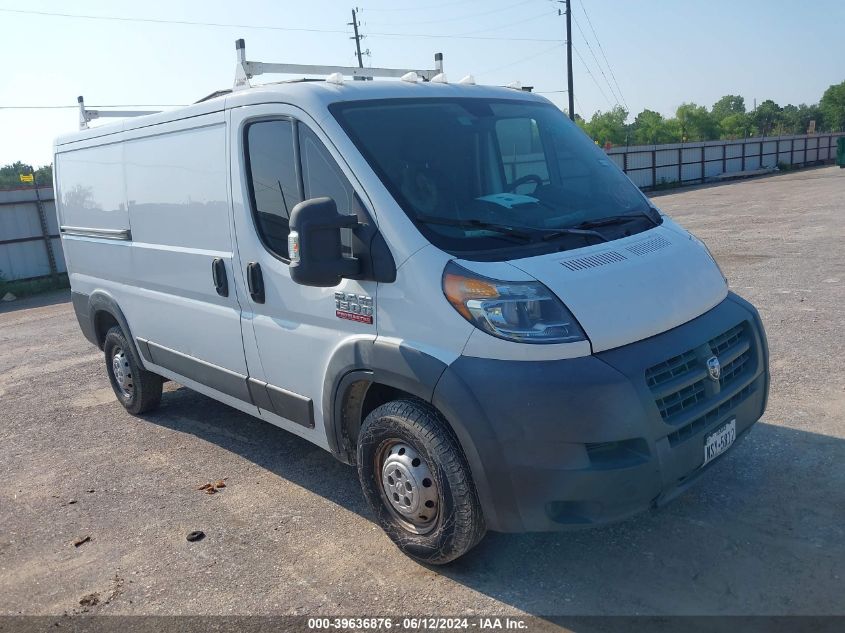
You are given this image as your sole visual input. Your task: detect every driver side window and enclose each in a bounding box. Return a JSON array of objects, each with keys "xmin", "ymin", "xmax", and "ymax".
[
  {"xmin": 245, "ymin": 119, "xmax": 357, "ymax": 260},
  {"xmin": 245, "ymin": 119, "xmax": 302, "ymax": 259},
  {"xmin": 494, "ymin": 118, "xmax": 550, "ymax": 192}
]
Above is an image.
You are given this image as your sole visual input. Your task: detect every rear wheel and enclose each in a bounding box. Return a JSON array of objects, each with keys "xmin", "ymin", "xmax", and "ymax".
[
  {"xmin": 357, "ymin": 399, "xmax": 486, "ymax": 564},
  {"xmin": 103, "ymin": 326, "xmax": 162, "ymax": 415}
]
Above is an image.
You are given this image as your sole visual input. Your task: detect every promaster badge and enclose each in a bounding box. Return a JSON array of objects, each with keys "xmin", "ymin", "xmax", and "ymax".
[{"xmin": 335, "ymin": 292, "xmax": 374, "ymax": 324}]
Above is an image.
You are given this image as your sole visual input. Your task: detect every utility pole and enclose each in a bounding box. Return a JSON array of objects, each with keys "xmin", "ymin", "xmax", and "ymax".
[
  {"xmin": 565, "ymin": 0, "xmax": 575, "ymax": 120},
  {"xmin": 350, "ymin": 8, "xmax": 365, "ymax": 79}
]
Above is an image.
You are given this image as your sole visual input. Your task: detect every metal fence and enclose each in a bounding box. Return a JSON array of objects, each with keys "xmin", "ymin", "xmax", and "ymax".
[
  {"xmin": 606, "ymin": 132, "xmax": 845, "ymax": 189},
  {"xmin": 0, "ymin": 186, "xmax": 65, "ymax": 283}
]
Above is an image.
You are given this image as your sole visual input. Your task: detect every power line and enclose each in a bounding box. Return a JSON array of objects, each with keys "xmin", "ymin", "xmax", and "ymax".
[
  {"xmin": 578, "ymin": 0, "xmax": 628, "ymax": 110},
  {"xmin": 571, "ymin": 14, "xmax": 621, "ymax": 107},
  {"xmin": 476, "ymin": 42, "xmax": 564, "ymax": 76},
  {"xmin": 572, "ymin": 44, "xmax": 613, "ymax": 109},
  {"xmin": 0, "ymin": 7, "xmax": 561, "ymax": 42},
  {"xmin": 366, "ymin": 0, "xmax": 538, "ymax": 27},
  {"xmin": 0, "ymin": 104, "xmax": 184, "ymax": 109},
  {"xmin": 365, "ymin": 0, "xmax": 486, "ymax": 11},
  {"xmin": 456, "ymin": 10, "xmax": 556, "ymax": 37},
  {"xmin": 574, "ymin": 95, "xmax": 584, "ymax": 118}
]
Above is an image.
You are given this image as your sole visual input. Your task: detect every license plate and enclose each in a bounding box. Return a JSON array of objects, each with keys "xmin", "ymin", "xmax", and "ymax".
[{"xmin": 703, "ymin": 419, "xmax": 736, "ymax": 467}]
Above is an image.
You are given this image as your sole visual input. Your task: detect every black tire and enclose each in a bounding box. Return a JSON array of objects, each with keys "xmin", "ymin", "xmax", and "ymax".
[
  {"xmin": 357, "ymin": 399, "xmax": 486, "ymax": 564},
  {"xmin": 103, "ymin": 326, "xmax": 162, "ymax": 415}
]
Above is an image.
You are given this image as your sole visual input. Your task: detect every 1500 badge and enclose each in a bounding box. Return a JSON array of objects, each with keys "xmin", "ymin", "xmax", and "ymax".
[{"xmin": 335, "ymin": 292, "xmax": 374, "ymax": 324}]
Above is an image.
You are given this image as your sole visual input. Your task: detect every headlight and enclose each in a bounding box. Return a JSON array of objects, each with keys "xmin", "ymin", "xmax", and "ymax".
[{"xmin": 442, "ymin": 262, "xmax": 586, "ymax": 344}]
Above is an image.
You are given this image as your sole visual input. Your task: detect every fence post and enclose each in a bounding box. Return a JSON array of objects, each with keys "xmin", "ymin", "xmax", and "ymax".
[
  {"xmin": 776, "ymin": 139, "xmax": 780, "ymax": 167},
  {"xmin": 700, "ymin": 145, "xmax": 705, "ymax": 183},
  {"xmin": 622, "ymin": 148, "xmax": 628, "ymax": 174},
  {"xmin": 677, "ymin": 147, "xmax": 682, "ymax": 183},
  {"xmin": 759, "ymin": 138, "xmax": 764, "ymax": 168},
  {"xmin": 33, "ymin": 185, "xmax": 59, "ymax": 280},
  {"xmin": 722, "ymin": 142, "xmax": 727, "ymax": 174},
  {"xmin": 651, "ymin": 148, "xmax": 657, "ymax": 187},
  {"xmin": 790, "ymin": 139, "xmax": 794, "ymax": 166},
  {"xmin": 741, "ymin": 141, "xmax": 746, "ymax": 171}
]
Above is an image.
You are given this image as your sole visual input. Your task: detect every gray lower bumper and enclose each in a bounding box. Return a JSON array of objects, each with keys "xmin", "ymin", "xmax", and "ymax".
[{"xmin": 432, "ymin": 292, "xmax": 770, "ymax": 533}]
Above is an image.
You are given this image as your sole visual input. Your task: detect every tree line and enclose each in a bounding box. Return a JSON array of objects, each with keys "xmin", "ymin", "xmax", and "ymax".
[
  {"xmin": 577, "ymin": 79, "xmax": 845, "ymax": 146},
  {"xmin": 0, "ymin": 162, "xmax": 53, "ymax": 189}
]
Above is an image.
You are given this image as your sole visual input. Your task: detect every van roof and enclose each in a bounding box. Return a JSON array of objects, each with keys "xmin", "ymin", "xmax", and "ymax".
[{"xmin": 55, "ymin": 80, "xmax": 550, "ymax": 148}]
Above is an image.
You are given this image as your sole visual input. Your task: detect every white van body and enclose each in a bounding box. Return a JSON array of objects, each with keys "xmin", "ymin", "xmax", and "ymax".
[{"xmin": 56, "ymin": 77, "xmax": 769, "ymax": 563}]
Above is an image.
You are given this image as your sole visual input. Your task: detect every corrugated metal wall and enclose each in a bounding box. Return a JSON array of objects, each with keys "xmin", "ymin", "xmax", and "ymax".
[
  {"xmin": 0, "ymin": 187, "xmax": 65, "ymax": 282},
  {"xmin": 606, "ymin": 132, "xmax": 844, "ymax": 189}
]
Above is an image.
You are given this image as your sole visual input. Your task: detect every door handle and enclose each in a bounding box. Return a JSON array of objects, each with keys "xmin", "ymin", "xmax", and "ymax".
[
  {"xmin": 211, "ymin": 258, "xmax": 228, "ymax": 297},
  {"xmin": 246, "ymin": 262, "xmax": 265, "ymax": 303}
]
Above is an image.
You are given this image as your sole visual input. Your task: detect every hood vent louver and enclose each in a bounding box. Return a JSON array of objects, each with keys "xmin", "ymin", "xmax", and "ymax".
[
  {"xmin": 626, "ymin": 235, "xmax": 671, "ymax": 256},
  {"xmin": 560, "ymin": 250, "xmax": 627, "ymax": 271}
]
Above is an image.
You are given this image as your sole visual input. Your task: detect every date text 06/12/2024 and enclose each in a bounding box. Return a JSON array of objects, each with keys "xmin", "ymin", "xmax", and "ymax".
[{"xmin": 307, "ymin": 617, "xmax": 529, "ymax": 630}]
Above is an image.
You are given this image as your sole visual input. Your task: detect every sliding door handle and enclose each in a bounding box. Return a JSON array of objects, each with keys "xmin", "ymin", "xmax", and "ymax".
[
  {"xmin": 211, "ymin": 258, "xmax": 228, "ymax": 297},
  {"xmin": 246, "ymin": 262, "xmax": 265, "ymax": 304}
]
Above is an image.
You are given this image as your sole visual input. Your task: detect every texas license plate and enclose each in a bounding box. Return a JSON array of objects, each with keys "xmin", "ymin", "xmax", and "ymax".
[{"xmin": 703, "ymin": 419, "xmax": 736, "ymax": 467}]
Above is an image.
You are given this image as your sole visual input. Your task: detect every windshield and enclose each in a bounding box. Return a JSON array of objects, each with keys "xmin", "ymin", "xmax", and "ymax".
[{"xmin": 330, "ymin": 97, "xmax": 658, "ymax": 259}]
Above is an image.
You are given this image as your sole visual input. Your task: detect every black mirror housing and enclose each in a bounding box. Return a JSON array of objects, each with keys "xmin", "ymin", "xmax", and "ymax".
[{"xmin": 289, "ymin": 197, "xmax": 360, "ymax": 287}]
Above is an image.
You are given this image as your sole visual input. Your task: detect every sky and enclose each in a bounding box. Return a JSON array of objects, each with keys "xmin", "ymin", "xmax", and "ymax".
[{"xmin": 1, "ymin": 0, "xmax": 843, "ymax": 167}]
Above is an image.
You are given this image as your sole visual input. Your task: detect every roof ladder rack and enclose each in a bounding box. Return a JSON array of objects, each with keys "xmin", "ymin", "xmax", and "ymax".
[
  {"xmin": 233, "ymin": 38, "xmax": 443, "ymax": 90},
  {"xmin": 77, "ymin": 96, "xmax": 161, "ymax": 130}
]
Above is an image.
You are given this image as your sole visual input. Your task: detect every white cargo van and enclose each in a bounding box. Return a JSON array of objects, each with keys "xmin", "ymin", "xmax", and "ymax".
[{"xmin": 55, "ymin": 41, "xmax": 769, "ymax": 563}]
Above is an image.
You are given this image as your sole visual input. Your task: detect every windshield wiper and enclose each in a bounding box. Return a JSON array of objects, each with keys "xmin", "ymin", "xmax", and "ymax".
[
  {"xmin": 575, "ymin": 213, "xmax": 658, "ymax": 229},
  {"xmin": 414, "ymin": 215, "xmax": 534, "ymax": 242},
  {"xmin": 537, "ymin": 227, "xmax": 609, "ymax": 243}
]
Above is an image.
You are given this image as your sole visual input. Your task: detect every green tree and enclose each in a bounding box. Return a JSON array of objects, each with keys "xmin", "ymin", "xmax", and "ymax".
[
  {"xmin": 35, "ymin": 164, "xmax": 53, "ymax": 186},
  {"xmin": 663, "ymin": 117, "xmax": 684, "ymax": 142},
  {"xmin": 711, "ymin": 95, "xmax": 746, "ymax": 121},
  {"xmin": 676, "ymin": 103, "xmax": 718, "ymax": 141},
  {"xmin": 583, "ymin": 106, "xmax": 629, "ymax": 145},
  {"xmin": 750, "ymin": 99, "xmax": 782, "ymax": 136},
  {"xmin": 819, "ymin": 80, "xmax": 845, "ymax": 131},
  {"xmin": 631, "ymin": 109, "xmax": 674, "ymax": 145},
  {"xmin": 719, "ymin": 112, "xmax": 750, "ymax": 139},
  {"xmin": 0, "ymin": 162, "xmax": 53, "ymax": 189}
]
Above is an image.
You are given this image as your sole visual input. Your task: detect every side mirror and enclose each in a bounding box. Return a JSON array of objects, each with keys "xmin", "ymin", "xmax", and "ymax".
[{"xmin": 288, "ymin": 197, "xmax": 360, "ymax": 287}]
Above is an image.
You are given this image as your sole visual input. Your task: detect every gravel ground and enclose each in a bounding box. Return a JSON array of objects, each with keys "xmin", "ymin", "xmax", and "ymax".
[{"xmin": 0, "ymin": 166, "xmax": 843, "ymax": 620}]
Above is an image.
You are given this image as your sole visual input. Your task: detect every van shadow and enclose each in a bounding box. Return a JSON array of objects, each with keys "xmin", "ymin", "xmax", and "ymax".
[
  {"xmin": 0, "ymin": 288, "xmax": 70, "ymax": 314},
  {"xmin": 142, "ymin": 386, "xmax": 845, "ymax": 618}
]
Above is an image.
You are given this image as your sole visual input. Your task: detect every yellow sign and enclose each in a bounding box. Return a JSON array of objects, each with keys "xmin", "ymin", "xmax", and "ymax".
[{"xmin": 19, "ymin": 174, "xmax": 34, "ymax": 183}]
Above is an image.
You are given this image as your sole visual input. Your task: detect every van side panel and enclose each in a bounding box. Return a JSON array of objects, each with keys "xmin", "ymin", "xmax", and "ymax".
[
  {"xmin": 120, "ymin": 118, "xmax": 248, "ymax": 379},
  {"xmin": 55, "ymin": 142, "xmax": 128, "ymax": 232},
  {"xmin": 58, "ymin": 114, "xmax": 253, "ymax": 409},
  {"xmin": 121, "ymin": 116, "xmax": 250, "ymax": 385},
  {"xmin": 56, "ymin": 141, "xmax": 133, "ymax": 310}
]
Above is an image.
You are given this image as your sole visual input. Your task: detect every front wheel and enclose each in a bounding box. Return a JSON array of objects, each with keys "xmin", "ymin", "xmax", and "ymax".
[{"xmin": 357, "ymin": 399, "xmax": 486, "ymax": 564}]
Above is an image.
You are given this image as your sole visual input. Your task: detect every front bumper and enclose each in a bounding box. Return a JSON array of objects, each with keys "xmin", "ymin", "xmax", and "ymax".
[{"xmin": 432, "ymin": 292, "xmax": 770, "ymax": 532}]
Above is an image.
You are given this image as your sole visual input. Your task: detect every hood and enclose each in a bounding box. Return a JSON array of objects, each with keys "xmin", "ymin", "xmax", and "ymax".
[{"xmin": 509, "ymin": 225, "xmax": 728, "ymax": 353}]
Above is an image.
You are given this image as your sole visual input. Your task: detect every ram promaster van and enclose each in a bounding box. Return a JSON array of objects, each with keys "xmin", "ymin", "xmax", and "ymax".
[{"xmin": 55, "ymin": 41, "xmax": 769, "ymax": 564}]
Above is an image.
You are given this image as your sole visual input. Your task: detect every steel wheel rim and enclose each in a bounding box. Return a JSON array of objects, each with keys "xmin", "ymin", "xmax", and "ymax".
[
  {"xmin": 377, "ymin": 440, "xmax": 440, "ymax": 534},
  {"xmin": 111, "ymin": 347, "xmax": 134, "ymax": 399}
]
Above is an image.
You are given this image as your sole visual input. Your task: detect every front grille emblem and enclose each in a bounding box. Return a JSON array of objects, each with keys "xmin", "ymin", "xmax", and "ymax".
[{"xmin": 706, "ymin": 356, "xmax": 721, "ymax": 381}]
